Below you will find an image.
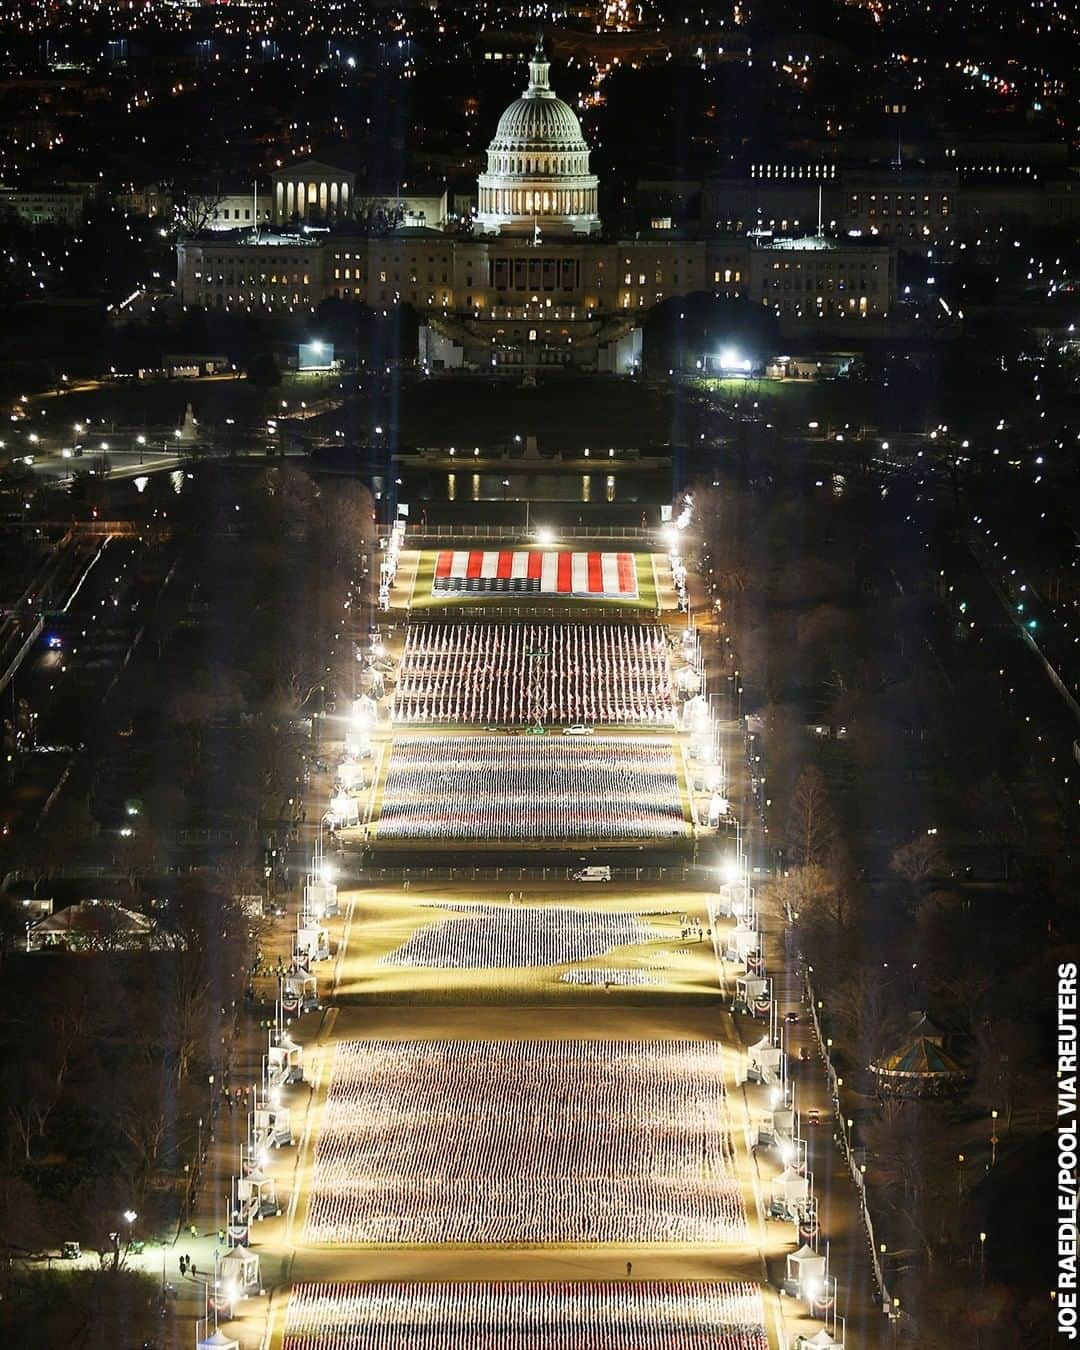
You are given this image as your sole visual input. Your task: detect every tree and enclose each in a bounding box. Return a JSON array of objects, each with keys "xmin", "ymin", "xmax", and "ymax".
[
  {"xmin": 118, "ymin": 1081, "xmax": 169, "ymax": 1202},
  {"xmin": 971, "ymin": 1013, "xmax": 1040, "ymax": 1132},
  {"xmin": 831, "ymin": 966, "xmax": 902, "ymax": 1065},
  {"xmin": 174, "ymin": 190, "xmax": 225, "ymax": 234},
  {"xmin": 787, "ymin": 766, "xmax": 836, "ymax": 866},
  {"xmin": 764, "ymin": 863, "xmax": 835, "ymax": 924},
  {"xmin": 0, "ymin": 1265, "xmax": 174, "ymax": 1346},
  {"xmin": 862, "ymin": 1100, "xmax": 959, "ymax": 1272},
  {"xmin": 890, "ymin": 834, "xmax": 947, "ymax": 891},
  {"xmin": 3, "ymin": 1064, "xmax": 59, "ymax": 1161},
  {"xmin": 246, "ymin": 350, "xmax": 281, "ymax": 388}
]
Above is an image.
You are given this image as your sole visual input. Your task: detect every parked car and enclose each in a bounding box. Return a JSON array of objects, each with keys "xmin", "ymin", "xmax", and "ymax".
[{"xmin": 563, "ymin": 724, "xmax": 594, "ymax": 736}]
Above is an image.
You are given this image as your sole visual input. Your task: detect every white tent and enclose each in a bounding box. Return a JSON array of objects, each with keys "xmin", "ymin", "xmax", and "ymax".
[
  {"xmin": 738, "ymin": 975, "xmax": 768, "ymax": 1001},
  {"xmin": 267, "ymin": 1038, "xmax": 303, "ymax": 1086},
  {"xmin": 28, "ymin": 901, "xmax": 153, "ymax": 952},
  {"xmin": 198, "ymin": 1331, "xmax": 239, "ymax": 1350},
  {"xmin": 786, "ymin": 1243, "xmax": 826, "ymax": 1288},
  {"xmin": 748, "ymin": 1035, "xmax": 783, "ymax": 1085},
  {"xmin": 773, "ymin": 1167, "xmax": 810, "ymax": 1205},
  {"xmin": 282, "ymin": 971, "xmax": 318, "ymax": 1014},
  {"xmin": 774, "ymin": 1107, "xmax": 795, "ymax": 1137},
  {"xmin": 735, "ymin": 973, "xmax": 770, "ymax": 1018},
  {"xmin": 797, "ymin": 1331, "xmax": 843, "ymax": 1349},
  {"xmin": 296, "ymin": 923, "xmax": 330, "ymax": 962},
  {"xmin": 728, "ymin": 928, "xmax": 761, "ymax": 962},
  {"xmin": 681, "ymin": 694, "xmax": 708, "ymax": 731},
  {"xmin": 237, "ymin": 1169, "xmax": 279, "ymax": 1220},
  {"xmin": 220, "ymin": 1248, "xmax": 261, "ymax": 1297},
  {"xmin": 303, "ymin": 880, "xmax": 337, "ymax": 919},
  {"xmin": 329, "ymin": 791, "xmax": 359, "ymax": 826},
  {"xmin": 344, "ymin": 727, "xmax": 372, "ymax": 758},
  {"xmin": 675, "ymin": 666, "xmax": 701, "ymax": 694},
  {"xmin": 337, "ymin": 760, "xmax": 364, "ymax": 790},
  {"xmin": 254, "ymin": 1102, "xmax": 293, "ymax": 1148}
]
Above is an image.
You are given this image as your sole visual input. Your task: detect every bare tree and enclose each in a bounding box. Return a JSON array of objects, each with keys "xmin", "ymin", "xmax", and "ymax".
[
  {"xmin": 971, "ymin": 1014, "xmax": 1038, "ymax": 1132},
  {"xmin": 787, "ymin": 766, "xmax": 836, "ymax": 866},
  {"xmin": 890, "ymin": 834, "xmax": 947, "ymax": 893},
  {"xmin": 863, "ymin": 1101, "xmax": 958, "ymax": 1272},
  {"xmin": 174, "ymin": 190, "xmax": 226, "ymax": 234},
  {"xmin": 831, "ymin": 966, "xmax": 902, "ymax": 1065},
  {"xmin": 4, "ymin": 1065, "xmax": 59, "ymax": 1161},
  {"xmin": 119, "ymin": 1084, "xmax": 169, "ymax": 1201}
]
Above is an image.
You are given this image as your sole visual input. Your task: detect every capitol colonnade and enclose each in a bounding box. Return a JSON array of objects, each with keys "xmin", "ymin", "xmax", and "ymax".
[{"xmin": 272, "ymin": 167, "xmax": 355, "ymax": 224}]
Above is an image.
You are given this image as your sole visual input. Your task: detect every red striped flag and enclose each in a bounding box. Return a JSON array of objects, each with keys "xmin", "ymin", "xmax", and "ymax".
[{"xmin": 432, "ymin": 551, "xmax": 638, "ymax": 598}]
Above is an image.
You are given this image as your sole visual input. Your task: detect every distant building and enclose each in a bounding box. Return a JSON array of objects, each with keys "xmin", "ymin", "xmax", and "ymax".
[
  {"xmin": 205, "ymin": 192, "xmax": 273, "ymax": 231},
  {"xmin": 118, "ymin": 182, "xmax": 173, "ymax": 219},
  {"xmin": 0, "ymin": 188, "xmax": 85, "ymax": 226},
  {"xmin": 176, "ymin": 232, "xmax": 326, "ymax": 310},
  {"xmin": 271, "ymin": 160, "xmax": 356, "ymax": 226},
  {"xmin": 747, "ymin": 234, "xmax": 895, "ymax": 321},
  {"xmin": 175, "ymin": 40, "xmax": 898, "ymax": 367}
]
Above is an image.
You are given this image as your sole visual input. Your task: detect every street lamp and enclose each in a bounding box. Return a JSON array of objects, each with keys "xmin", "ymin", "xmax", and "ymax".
[
  {"xmin": 979, "ymin": 1230, "xmax": 987, "ymax": 1283},
  {"xmin": 123, "ymin": 1209, "xmax": 137, "ymax": 1250},
  {"xmin": 990, "ymin": 1110, "xmax": 999, "ymax": 1166}
]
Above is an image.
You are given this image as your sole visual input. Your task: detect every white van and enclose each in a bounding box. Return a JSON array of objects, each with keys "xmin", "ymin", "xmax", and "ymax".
[{"xmin": 573, "ymin": 865, "xmax": 612, "ymax": 882}]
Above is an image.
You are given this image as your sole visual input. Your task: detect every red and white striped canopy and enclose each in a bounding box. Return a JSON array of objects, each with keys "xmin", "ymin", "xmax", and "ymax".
[{"xmin": 432, "ymin": 550, "xmax": 638, "ymax": 597}]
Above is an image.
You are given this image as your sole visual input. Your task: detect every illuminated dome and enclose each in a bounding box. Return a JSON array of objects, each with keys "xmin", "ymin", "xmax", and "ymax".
[{"xmin": 476, "ymin": 37, "xmax": 600, "ymax": 237}]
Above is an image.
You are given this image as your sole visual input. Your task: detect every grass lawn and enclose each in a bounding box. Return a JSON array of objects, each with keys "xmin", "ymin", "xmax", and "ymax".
[
  {"xmin": 409, "ymin": 548, "xmax": 659, "ymax": 614},
  {"xmin": 333, "ymin": 888, "xmax": 721, "ymax": 1005}
]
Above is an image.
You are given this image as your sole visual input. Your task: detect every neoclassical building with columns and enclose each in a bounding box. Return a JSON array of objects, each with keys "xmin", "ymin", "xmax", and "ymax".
[
  {"xmin": 271, "ymin": 161, "xmax": 355, "ymax": 226},
  {"xmin": 475, "ymin": 40, "xmax": 600, "ymax": 238},
  {"xmin": 176, "ymin": 39, "xmax": 897, "ymax": 369}
]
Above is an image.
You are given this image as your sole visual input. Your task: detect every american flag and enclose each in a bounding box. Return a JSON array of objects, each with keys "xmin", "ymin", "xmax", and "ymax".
[{"xmin": 432, "ymin": 550, "xmax": 638, "ymax": 598}]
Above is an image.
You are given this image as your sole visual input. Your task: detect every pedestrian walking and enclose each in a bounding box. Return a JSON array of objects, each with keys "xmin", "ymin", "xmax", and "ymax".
[{"xmin": 626, "ymin": 1260, "xmax": 633, "ymax": 1276}]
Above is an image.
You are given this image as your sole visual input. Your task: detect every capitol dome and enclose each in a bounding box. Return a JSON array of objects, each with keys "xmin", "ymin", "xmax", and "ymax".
[{"xmin": 476, "ymin": 38, "xmax": 600, "ymax": 237}]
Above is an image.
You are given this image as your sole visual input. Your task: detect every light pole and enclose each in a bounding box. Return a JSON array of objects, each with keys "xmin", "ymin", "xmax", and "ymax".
[
  {"xmin": 957, "ymin": 1152, "xmax": 965, "ymax": 1196},
  {"xmin": 979, "ymin": 1230, "xmax": 987, "ymax": 1283},
  {"xmin": 123, "ymin": 1209, "xmax": 137, "ymax": 1253},
  {"xmin": 990, "ymin": 1110, "xmax": 999, "ymax": 1166}
]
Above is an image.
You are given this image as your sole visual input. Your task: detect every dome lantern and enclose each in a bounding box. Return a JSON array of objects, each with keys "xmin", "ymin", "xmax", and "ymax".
[{"xmin": 527, "ymin": 35, "xmax": 552, "ymax": 96}]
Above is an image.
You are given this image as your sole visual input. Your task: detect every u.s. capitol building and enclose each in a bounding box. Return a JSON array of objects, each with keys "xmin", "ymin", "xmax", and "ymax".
[{"xmin": 176, "ymin": 39, "xmax": 896, "ymax": 371}]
